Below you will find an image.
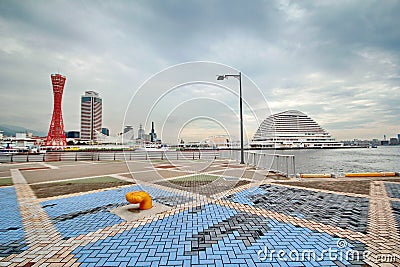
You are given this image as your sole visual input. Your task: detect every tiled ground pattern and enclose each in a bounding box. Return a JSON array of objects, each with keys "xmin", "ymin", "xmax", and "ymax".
[
  {"xmin": 156, "ymin": 179, "xmax": 250, "ymax": 197},
  {"xmin": 42, "ymin": 185, "xmax": 194, "ymax": 239},
  {"xmin": 385, "ymin": 183, "xmax": 400, "ymax": 199},
  {"xmin": 225, "ymin": 184, "xmax": 369, "ymax": 233},
  {"xmin": 0, "ymin": 187, "xmax": 28, "ymax": 257},
  {"xmin": 2, "ymin": 162, "xmax": 396, "ymax": 266},
  {"xmin": 184, "ymin": 210, "xmax": 271, "ymax": 254},
  {"xmin": 392, "ymin": 201, "xmax": 400, "ymax": 237},
  {"xmin": 73, "ymin": 204, "xmax": 364, "ymax": 267}
]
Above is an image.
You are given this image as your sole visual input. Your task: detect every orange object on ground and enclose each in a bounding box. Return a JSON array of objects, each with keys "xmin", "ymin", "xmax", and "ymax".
[
  {"xmin": 125, "ymin": 191, "xmax": 152, "ymax": 210},
  {"xmin": 345, "ymin": 172, "xmax": 396, "ymax": 177}
]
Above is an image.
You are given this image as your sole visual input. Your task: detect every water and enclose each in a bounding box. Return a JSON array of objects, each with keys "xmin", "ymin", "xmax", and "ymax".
[
  {"xmin": 1, "ymin": 147, "xmax": 399, "ymax": 176},
  {"xmin": 274, "ymin": 146, "xmax": 400, "ymax": 175}
]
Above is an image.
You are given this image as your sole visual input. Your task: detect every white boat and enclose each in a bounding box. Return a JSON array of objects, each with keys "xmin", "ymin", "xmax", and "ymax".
[{"xmin": 136, "ymin": 143, "xmax": 169, "ymax": 151}]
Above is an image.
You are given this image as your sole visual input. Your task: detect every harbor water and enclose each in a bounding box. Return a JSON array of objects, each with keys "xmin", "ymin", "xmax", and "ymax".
[{"xmin": 274, "ymin": 146, "xmax": 400, "ymax": 176}]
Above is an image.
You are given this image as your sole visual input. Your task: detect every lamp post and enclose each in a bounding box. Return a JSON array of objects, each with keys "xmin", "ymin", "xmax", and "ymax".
[{"xmin": 217, "ymin": 72, "xmax": 245, "ymax": 164}]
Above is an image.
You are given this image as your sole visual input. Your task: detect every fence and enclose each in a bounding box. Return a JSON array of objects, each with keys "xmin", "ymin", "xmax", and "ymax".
[
  {"xmin": 0, "ymin": 150, "xmax": 295, "ymax": 177},
  {"xmin": 0, "ymin": 150, "xmax": 219, "ymax": 163},
  {"xmin": 219, "ymin": 150, "xmax": 296, "ymax": 178}
]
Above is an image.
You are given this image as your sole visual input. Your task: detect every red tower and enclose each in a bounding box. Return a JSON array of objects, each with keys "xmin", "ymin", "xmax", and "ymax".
[{"xmin": 45, "ymin": 74, "xmax": 67, "ymax": 147}]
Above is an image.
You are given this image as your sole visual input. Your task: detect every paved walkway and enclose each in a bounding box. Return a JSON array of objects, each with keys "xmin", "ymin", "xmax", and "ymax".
[{"xmin": 0, "ymin": 160, "xmax": 399, "ymax": 266}]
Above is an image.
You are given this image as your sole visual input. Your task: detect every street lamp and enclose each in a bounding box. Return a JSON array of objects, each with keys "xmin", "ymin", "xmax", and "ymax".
[{"xmin": 216, "ymin": 72, "xmax": 245, "ymax": 164}]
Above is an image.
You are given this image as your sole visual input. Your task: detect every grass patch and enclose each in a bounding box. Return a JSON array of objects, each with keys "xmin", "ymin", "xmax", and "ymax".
[
  {"xmin": 31, "ymin": 176, "xmax": 134, "ymax": 198},
  {"xmin": 171, "ymin": 174, "xmax": 219, "ymax": 183},
  {"xmin": 0, "ymin": 178, "xmax": 13, "ymax": 186},
  {"xmin": 53, "ymin": 176, "xmax": 123, "ymax": 184}
]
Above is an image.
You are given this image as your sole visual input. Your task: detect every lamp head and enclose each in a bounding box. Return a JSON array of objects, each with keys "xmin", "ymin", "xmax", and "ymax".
[{"xmin": 217, "ymin": 75, "xmax": 225, "ymax": 80}]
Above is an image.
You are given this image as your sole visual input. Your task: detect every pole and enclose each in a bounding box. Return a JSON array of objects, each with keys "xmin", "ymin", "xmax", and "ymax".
[{"xmin": 239, "ymin": 72, "xmax": 244, "ymax": 164}]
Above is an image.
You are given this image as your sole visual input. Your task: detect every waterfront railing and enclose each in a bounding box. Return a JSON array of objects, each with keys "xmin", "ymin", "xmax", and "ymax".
[
  {"xmin": 0, "ymin": 150, "xmax": 295, "ymax": 177},
  {"xmin": 219, "ymin": 150, "xmax": 296, "ymax": 178},
  {"xmin": 0, "ymin": 150, "xmax": 219, "ymax": 163}
]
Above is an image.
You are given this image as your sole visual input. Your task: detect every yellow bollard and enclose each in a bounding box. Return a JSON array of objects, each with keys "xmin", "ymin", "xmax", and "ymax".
[
  {"xmin": 345, "ymin": 172, "xmax": 396, "ymax": 177},
  {"xmin": 125, "ymin": 191, "xmax": 152, "ymax": 210}
]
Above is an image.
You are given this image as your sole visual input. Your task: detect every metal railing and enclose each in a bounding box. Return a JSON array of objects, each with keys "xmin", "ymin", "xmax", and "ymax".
[
  {"xmin": 0, "ymin": 150, "xmax": 219, "ymax": 163},
  {"xmin": 219, "ymin": 150, "xmax": 296, "ymax": 177},
  {"xmin": 0, "ymin": 150, "xmax": 295, "ymax": 177}
]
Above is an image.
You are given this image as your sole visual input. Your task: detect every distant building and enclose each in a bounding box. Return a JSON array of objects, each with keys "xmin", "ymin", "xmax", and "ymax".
[
  {"xmin": 124, "ymin": 126, "xmax": 133, "ymax": 134},
  {"xmin": 101, "ymin": 128, "xmax": 109, "ymax": 136},
  {"xmin": 14, "ymin": 132, "xmax": 42, "ymax": 148},
  {"xmin": 372, "ymin": 139, "xmax": 380, "ymax": 146},
  {"xmin": 137, "ymin": 124, "xmax": 145, "ymax": 139},
  {"xmin": 0, "ymin": 130, "xmax": 3, "ymax": 140},
  {"xmin": 251, "ymin": 110, "xmax": 343, "ymax": 148},
  {"xmin": 381, "ymin": 140, "xmax": 389, "ymax": 146},
  {"xmin": 149, "ymin": 122, "xmax": 157, "ymax": 142},
  {"xmin": 121, "ymin": 126, "xmax": 134, "ymax": 143},
  {"xmin": 390, "ymin": 138, "xmax": 399, "ymax": 145},
  {"xmin": 66, "ymin": 131, "xmax": 80, "ymax": 139},
  {"xmin": 205, "ymin": 135, "xmax": 240, "ymax": 149},
  {"xmin": 81, "ymin": 91, "xmax": 102, "ymax": 141}
]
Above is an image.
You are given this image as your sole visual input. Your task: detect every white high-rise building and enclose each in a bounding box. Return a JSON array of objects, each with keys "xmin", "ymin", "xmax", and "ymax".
[
  {"xmin": 137, "ymin": 124, "xmax": 145, "ymax": 139},
  {"xmin": 80, "ymin": 91, "xmax": 102, "ymax": 141},
  {"xmin": 251, "ymin": 110, "xmax": 342, "ymax": 148}
]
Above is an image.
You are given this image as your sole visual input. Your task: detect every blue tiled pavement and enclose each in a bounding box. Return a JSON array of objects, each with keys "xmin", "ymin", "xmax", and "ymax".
[
  {"xmin": 392, "ymin": 201, "xmax": 400, "ymax": 237},
  {"xmin": 73, "ymin": 204, "xmax": 366, "ymax": 267},
  {"xmin": 385, "ymin": 183, "xmax": 400, "ymax": 199},
  {"xmin": 225, "ymin": 184, "xmax": 369, "ymax": 233},
  {"xmin": 225, "ymin": 187, "xmax": 267, "ymax": 206},
  {"xmin": 0, "ymin": 187, "xmax": 28, "ymax": 256},
  {"xmin": 42, "ymin": 185, "xmax": 193, "ymax": 239}
]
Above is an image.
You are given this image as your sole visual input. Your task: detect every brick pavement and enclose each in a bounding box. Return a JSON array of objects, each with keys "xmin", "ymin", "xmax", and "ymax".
[{"xmin": 0, "ymin": 160, "xmax": 399, "ymax": 266}]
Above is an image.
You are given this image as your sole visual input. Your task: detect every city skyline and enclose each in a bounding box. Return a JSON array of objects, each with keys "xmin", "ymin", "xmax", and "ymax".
[{"xmin": 0, "ymin": 1, "xmax": 399, "ymax": 143}]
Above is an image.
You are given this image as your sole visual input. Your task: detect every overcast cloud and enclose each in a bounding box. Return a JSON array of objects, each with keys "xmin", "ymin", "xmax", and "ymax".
[{"xmin": 0, "ymin": 0, "xmax": 399, "ymax": 142}]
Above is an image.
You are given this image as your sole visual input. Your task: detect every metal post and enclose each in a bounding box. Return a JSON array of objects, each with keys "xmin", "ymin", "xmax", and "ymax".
[
  {"xmin": 286, "ymin": 156, "xmax": 289, "ymax": 177},
  {"xmin": 217, "ymin": 72, "xmax": 244, "ymax": 164},
  {"xmin": 293, "ymin": 156, "xmax": 296, "ymax": 178},
  {"xmin": 239, "ymin": 72, "xmax": 244, "ymax": 164},
  {"xmin": 276, "ymin": 155, "xmax": 279, "ymax": 173}
]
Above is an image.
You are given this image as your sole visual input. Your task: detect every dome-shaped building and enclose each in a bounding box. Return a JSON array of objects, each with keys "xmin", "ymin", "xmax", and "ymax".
[{"xmin": 251, "ymin": 110, "xmax": 343, "ymax": 148}]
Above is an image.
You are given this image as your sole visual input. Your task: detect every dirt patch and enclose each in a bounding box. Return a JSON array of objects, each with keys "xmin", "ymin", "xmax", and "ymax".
[
  {"xmin": 378, "ymin": 178, "xmax": 400, "ymax": 183},
  {"xmin": 220, "ymin": 164, "xmax": 246, "ymax": 169},
  {"xmin": 274, "ymin": 180, "xmax": 372, "ymax": 195},
  {"xmin": 19, "ymin": 167, "xmax": 50, "ymax": 171},
  {"xmin": 31, "ymin": 181, "xmax": 134, "ymax": 198},
  {"xmin": 154, "ymin": 165, "xmax": 180, "ymax": 169}
]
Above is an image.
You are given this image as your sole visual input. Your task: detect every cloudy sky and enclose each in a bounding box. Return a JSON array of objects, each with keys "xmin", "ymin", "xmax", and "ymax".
[{"xmin": 0, "ymin": 0, "xmax": 399, "ymax": 143}]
